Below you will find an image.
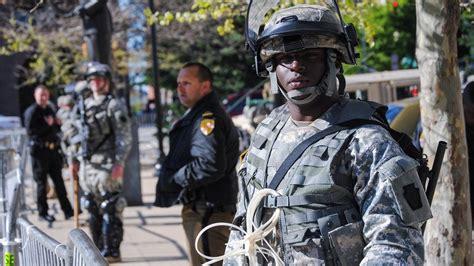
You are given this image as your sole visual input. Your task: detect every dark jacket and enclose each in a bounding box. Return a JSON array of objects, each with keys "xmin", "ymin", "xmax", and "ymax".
[
  {"xmin": 154, "ymin": 91, "xmax": 240, "ymax": 208},
  {"xmin": 24, "ymin": 103, "xmax": 60, "ymax": 143}
]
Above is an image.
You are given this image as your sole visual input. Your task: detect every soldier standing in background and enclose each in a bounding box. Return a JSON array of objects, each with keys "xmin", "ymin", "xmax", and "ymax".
[
  {"xmin": 24, "ymin": 85, "xmax": 74, "ymax": 223},
  {"xmin": 71, "ymin": 62, "xmax": 131, "ymax": 262},
  {"xmin": 57, "ymin": 94, "xmax": 78, "ymax": 167}
]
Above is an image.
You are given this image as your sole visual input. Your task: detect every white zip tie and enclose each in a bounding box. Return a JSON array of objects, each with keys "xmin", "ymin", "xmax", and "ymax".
[{"xmin": 195, "ymin": 188, "xmax": 284, "ymax": 265}]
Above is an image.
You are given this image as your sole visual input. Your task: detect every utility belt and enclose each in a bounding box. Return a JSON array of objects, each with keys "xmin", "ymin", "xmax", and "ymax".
[
  {"xmin": 180, "ymin": 188, "xmax": 235, "ymax": 211},
  {"xmin": 263, "ymin": 197, "xmax": 366, "ymax": 266},
  {"xmin": 30, "ymin": 140, "xmax": 59, "ymax": 151},
  {"xmin": 190, "ymin": 201, "xmax": 236, "ymax": 214}
]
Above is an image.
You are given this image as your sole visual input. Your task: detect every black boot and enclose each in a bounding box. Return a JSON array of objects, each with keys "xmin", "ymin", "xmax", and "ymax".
[
  {"xmin": 101, "ymin": 215, "xmax": 123, "ymax": 262},
  {"xmin": 82, "ymin": 193, "xmax": 103, "ymax": 250},
  {"xmin": 100, "ymin": 192, "xmax": 125, "ymax": 263}
]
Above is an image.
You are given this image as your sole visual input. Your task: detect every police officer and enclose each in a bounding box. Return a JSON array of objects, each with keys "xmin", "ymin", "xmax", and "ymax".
[
  {"xmin": 224, "ymin": 3, "xmax": 432, "ymax": 265},
  {"xmin": 154, "ymin": 62, "xmax": 240, "ymax": 266},
  {"xmin": 72, "ymin": 62, "xmax": 131, "ymax": 262},
  {"xmin": 24, "ymin": 85, "xmax": 74, "ymax": 223}
]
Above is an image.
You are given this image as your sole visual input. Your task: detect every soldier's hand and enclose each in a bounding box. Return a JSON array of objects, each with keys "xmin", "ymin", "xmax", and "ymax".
[{"xmin": 111, "ymin": 164, "xmax": 124, "ymax": 180}]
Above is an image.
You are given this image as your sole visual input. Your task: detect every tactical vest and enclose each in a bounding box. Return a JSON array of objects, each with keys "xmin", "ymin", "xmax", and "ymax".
[
  {"xmin": 84, "ymin": 95, "xmax": 115, "ymax": 156},
  {"xmin": 243, "ymin": 99, "xmax": 396, "ymax": 264}
]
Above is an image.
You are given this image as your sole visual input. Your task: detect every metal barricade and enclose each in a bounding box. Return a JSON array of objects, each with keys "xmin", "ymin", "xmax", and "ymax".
[
  {"xmin": 17, "ymin": 218, "xmax": 70, "ymax": 266},
  {"xmin": 68, "ymin": 229, "xmax": 107, "ymax": 266},
  {"xmin": 0, "ymin": 127, "xmax": 106, "ymax": 266},
  {"xmin": 17, "ymin": 218, "xmax": 108, "ymax": 266}
]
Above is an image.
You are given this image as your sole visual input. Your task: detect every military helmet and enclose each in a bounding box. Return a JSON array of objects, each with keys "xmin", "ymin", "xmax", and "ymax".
[
  {"xmin": 85, "ymin": 61, "xmax": 112, "ymax": 80},
  {"xmin": 245, "ymin": 1, "xmax": 358, "ymax": 105},
  {"xmin": 258, "ymin": 5, "xmax": 354, "ymax": 65}
]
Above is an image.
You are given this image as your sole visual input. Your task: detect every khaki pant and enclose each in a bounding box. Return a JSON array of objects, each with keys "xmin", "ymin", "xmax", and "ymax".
[{"xmin": 181, "ymin": 203, "xmax": 234, "ymax": 266}]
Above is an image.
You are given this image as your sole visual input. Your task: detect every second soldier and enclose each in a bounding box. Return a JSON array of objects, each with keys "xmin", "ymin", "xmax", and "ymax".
[{"xmin": 72, "ymin": 62, "xmax": 132, "ymax": 263}]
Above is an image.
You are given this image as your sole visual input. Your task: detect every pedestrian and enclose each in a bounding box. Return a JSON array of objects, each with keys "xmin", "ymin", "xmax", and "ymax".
[
  {"xmin": 71, "ymin": 62, "xmax": 131, "ymax": 262},
  {"xmin": 24, "ymin": 85, "xmax": 74, "ymax": 223},
  {"xmin": 154, "ymin": 62, "xmax": 240, "ymax": 266},
  {"xmin": 224, "ymin": 3, "xmax": 432, "ymax": 265}
]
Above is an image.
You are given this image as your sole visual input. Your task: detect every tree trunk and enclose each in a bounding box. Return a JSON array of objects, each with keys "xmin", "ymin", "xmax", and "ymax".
[{"xmin": 416, "ymin": 0, "xmax": 471, "ymax": 264}]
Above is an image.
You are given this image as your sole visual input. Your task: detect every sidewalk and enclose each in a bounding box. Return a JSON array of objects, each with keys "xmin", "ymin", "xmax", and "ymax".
[{"xmin": 25, "ymin": 127, "xmax": 189, "ymax": 266}]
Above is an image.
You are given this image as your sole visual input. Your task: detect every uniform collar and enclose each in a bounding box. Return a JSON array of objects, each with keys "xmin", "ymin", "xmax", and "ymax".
[
  {"xmin": 93, "ymin": 94, "xmax": 108, "ymax": 103},
  {"xmin": 183, "ymin": 91, "xmax": 218, "ymax": 121},
  {"xmin": 172, "ymin": 91, "xmax": 219, "ymax": 130},
  {"xmin": 286, "ymin": 98, "xmax": 347, "ymax": 131}
]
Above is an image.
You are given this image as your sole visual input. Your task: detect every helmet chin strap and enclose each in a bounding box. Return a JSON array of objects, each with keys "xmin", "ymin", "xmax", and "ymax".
[{"xmin": 268, "ymin": 50, "xmax": 339, "ymax": 106}]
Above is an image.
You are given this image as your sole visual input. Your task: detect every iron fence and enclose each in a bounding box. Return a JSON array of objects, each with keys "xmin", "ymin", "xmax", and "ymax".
[
  {"xmin": 68, "ymin": 229, "xmax": 107, "ymax": 266},
  {"xmin": 0, "ymin": 127, "xmax": 106, "ymax": 266},
  {"xmin": 17, "ymin": 217, "xmax": 108, "ymax": 266},
  {"xmin": 17, "ymin": 217, "xmax": 70, "ymax": 266}
]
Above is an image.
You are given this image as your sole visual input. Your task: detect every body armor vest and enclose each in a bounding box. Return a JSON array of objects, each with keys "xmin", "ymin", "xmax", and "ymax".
[
  {"xmin": 243, "ymin": 99, "xmax": 389, "ymax": 264},
  {"xmin": 84, "ymin": 95, "xmax": 115, "ymax": 155}
]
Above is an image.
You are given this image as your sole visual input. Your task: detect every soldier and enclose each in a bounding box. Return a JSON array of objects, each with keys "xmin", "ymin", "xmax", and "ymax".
[
  {"xmin": 154, "ymin": 62, "xmax": 240, "ymax": 266},
  {"xmin": 24, "ymin": 85, "xmax": 74, "ymax": 223},
  {"xmin": 57, "ymin": 95, "xmax": 77, "ymax": 164},
  {"xmin": 72, "ymin": 62, "xmax": 131, "ymax": 262},
  {"xmin": 224, "ymin": 3, "xmax": 432, "ymax": 265}
]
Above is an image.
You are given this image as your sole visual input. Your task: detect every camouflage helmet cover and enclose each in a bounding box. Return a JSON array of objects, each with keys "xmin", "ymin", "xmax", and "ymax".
[
  {"xmin": 85, "ymin": 61, "xmax": 112, "ymax": 80},
  {"xmin": 259, "ymin": 5, "xmax": 352, "ymax": 64}
]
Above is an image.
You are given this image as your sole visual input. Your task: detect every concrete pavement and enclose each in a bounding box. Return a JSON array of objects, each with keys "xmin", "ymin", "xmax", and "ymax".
[{"xmin": 24, "ymin": 127, "xmax": 190, "ymax": 266}]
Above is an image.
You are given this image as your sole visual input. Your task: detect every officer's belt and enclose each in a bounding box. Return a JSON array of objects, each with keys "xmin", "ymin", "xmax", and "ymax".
[
  {"xmin": 191, "ymin": 201, "xmax": 236, "ymax": 213},
  {"xmin": 32, "ymin": 140, "xmax": 58, "ymax": 150}
]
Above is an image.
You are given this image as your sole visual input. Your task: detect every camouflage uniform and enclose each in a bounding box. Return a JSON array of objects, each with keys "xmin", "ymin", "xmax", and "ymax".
[
  {"xmin": 56, "ymin": 95, "xmax": 78, "ymax": 166},
  {"xmin": 224, "ymin": 98, "xmax": 431, "ymax": 265},
  {"xmin": 78, "ymin": 94, "xmax": 131, "ymax": 256}
]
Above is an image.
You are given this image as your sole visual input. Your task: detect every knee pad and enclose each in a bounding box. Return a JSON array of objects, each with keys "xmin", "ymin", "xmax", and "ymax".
[
  {"xmin": 100, "ymin": 192, "xmax": 127, "ymax": 214},
  {"xmin": 81, "ymin": 193, "xmax": 99, "ymax": 213}
]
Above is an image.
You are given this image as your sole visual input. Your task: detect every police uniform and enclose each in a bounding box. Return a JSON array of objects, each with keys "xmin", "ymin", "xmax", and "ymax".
[
  {"xmin": 155, "ymin": 91, "xmax": 240, "ymax": 266},
  {"xmin": 78, "ymin": 93, "xmax": 131, "ymax": 257},
  {"xmin": 24, "ymin": 102, "xmax": 73, "ymax": 220}
]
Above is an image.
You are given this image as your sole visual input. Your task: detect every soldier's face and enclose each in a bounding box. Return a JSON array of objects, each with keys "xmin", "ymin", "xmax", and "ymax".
[
  {"xmin": 177, "ymin": 66, "xmax": 210, "ymax": 108},
  {"xmin": 89, "ymin": 76, "xmax": 109, "ymax": 95},
  {"xmin": 34, "ymin": 88, "xmax": 50, "ymax": 108},
  {"xmin": 275, "ymin": 48, "xmax": 326, "ymax": 94}
]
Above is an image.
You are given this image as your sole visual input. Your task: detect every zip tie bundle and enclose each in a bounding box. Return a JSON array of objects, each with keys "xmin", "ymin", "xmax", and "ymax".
[{"xmin": 195, "ymin": 188, "xmax": 284, "ymax": 265}]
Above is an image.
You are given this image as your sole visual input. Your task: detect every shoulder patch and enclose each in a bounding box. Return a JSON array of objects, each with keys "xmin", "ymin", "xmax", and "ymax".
[{"xmin": 200, "ymin": 117, "xmax": 215, "ymax": 136}]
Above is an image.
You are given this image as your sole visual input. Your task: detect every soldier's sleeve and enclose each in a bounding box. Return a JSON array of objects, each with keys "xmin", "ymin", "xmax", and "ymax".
[
  {"xmin": 348, "ymin": 125, "xmax": 432, "ymax": 265},
  {"xmin": 172, "ymin": 112, "xmax": 228, "ymax": 189},
  {"xmin": 108, "ymin": 98, "xmax": 132, "ymax": 165}
]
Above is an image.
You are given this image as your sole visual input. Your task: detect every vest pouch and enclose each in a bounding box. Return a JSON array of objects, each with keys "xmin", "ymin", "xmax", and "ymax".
[
  {"xmin": 327, "ymin": 221, "xmax": 365, "ymax": 266},
  {"xmin": 283, "ymin": 226, "xmax": 320, "ymax": 246}
]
